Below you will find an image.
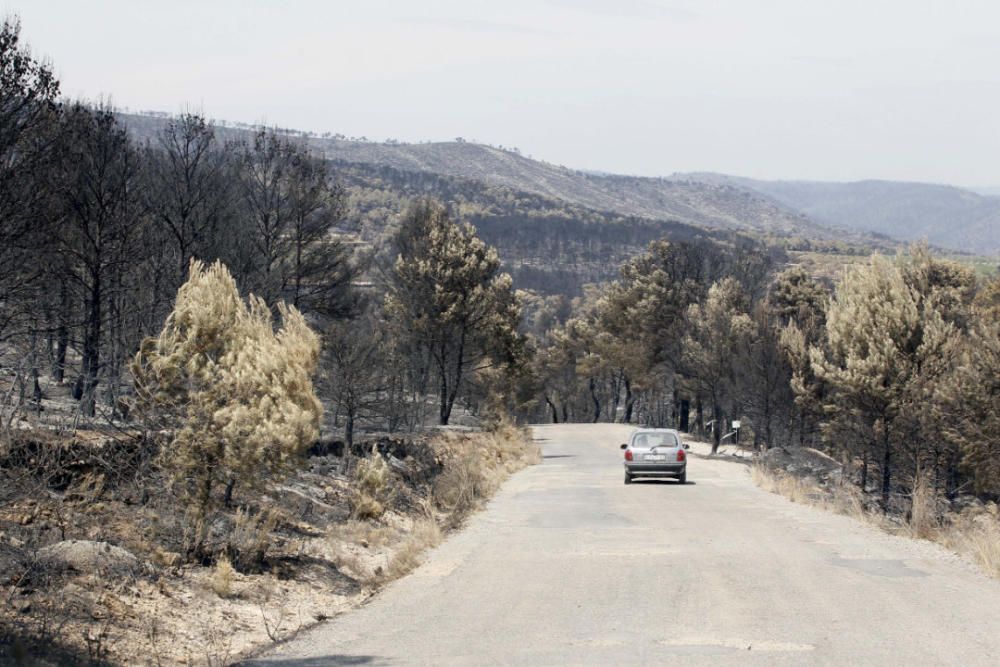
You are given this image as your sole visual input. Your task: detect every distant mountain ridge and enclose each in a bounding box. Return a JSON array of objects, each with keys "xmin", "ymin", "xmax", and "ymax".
[
  {"xmin": 120, "ymin": 113, "xmax": 851, "ymax": 244},
  {"xmin": 676, "ymin": 173, "xmax": 1000, "ymax": 255},
  {"xmin": 123, "ymin": 113, "xmax": 990, "ymax": 257},
  {"xmin": 301, "ymin": 137, "xmax": 846, "ymax": 240}
]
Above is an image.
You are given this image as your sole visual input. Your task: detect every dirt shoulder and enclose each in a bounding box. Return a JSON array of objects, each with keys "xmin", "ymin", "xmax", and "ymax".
[
  {"xmin": 0, "ymin": 424, "xmax": 539, "ymax": 665},
  {"xmin": 748, "ymin": 444, "xmax": 1000, "ymax": 581}
]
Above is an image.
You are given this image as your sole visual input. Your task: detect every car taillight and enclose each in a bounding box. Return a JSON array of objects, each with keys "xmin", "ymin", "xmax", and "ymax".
[
  {"xmin": 625, "ymin": 449, "xmax": 633, "ymax": 461},
  {"xmin": 677, "ymin": 448, "xmax": 685, "ymax": 462}
]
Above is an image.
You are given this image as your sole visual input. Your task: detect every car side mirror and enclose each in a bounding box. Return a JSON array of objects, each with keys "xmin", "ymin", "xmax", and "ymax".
[{"xmin": 620, "ymin": 443, "xmax": 628, "ymax": 450}]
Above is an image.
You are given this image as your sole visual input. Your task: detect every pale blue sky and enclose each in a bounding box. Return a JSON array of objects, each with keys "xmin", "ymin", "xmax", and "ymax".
[{"xmin": 6, "ymin": 0, "xmax": 1000, "ymax": 186}]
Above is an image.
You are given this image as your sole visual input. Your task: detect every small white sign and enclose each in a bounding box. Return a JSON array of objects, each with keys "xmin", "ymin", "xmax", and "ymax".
[{"xmin": 732, "ymin": 420, "xmax": 742, "ymax": 429}]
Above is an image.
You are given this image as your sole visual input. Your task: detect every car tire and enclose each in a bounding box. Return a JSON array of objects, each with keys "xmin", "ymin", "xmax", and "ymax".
[
  {"xmin": 624, "ymin": 472, "xmax": 633, "ymax": 485},
  {"xmin": 678, "ymin": 470, "xmax": 687, "ymax": 484}
]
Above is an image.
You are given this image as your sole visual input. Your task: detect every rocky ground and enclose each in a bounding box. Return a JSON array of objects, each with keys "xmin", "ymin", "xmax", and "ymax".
[{"xmin": 0, "ymin": 425, "xmax": 538, "ymax": 665}]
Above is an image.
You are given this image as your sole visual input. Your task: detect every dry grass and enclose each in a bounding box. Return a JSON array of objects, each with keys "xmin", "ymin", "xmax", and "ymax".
[
  {"xmin": 0, "ymin": 421, "xmax": 539, "ymax": 664},
  {"xmin": 227, "ymin": 507, "xmax": 279, "ymax": 572},
  {"xmin": 752, "ymin": 464, "xmax": 890, "ymax": 529},
  {"xmin": 210, "ymin": 557, "xmax": 235, "ymax": 598},
  {"xmin": 381, "ymin": 518, "xmax": 442, "ymax": 582},
  {"xmin": 329, "ymin": 520, "xmax": 397, "ymax": 549},
  {"xmin": 331, "ymin": 424, "xmax": 538, "ymax": 588},
  {"xmin": 906, "ymin": 474, "xmax": 940, "ymax": 540},
  {"xmin": 752, "ymin": 464, "xmax": 1000, "ymax": 580},
  {"xmin": 828, "ymin": 483, "xmax": 868, "ymax": 523},
  {"xmin": 350, "ymin": 493, "xmax": 385, "ymax": 521},
  {"xmin": 329, "ymin": 517, "xmax": 443, "ymax": 587},
  {"xmin": 939, "ymin": 505, "xmax": 1000, "ymax": 578},
  {"xmin": 751, "ymin": 465, "xmax": 817, "ymax": 505},
  {"xmin": 432, "ymin": 422, "xmax": 539, "ymax": 520},
  {"xmin": 350, "ymin": 454, "xmax": 390, "ymax": 520}
]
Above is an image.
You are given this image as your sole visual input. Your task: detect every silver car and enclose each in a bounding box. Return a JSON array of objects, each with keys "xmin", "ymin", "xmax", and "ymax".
[{"xmin": 621, "ymin": 428, "xmax": 688, "ymax": 484}]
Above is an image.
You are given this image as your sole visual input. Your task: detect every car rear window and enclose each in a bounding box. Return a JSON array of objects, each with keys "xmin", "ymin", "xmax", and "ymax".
[{"xmin": 631, "ymin": 432, "xmax": 678, "ymax": 448}]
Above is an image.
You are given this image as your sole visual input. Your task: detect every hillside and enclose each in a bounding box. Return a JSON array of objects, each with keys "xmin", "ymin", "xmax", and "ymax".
[
  {"xmin": 336, "ymin": 161, "xmax": 778, "ymax": 294},
  {"xmin": 307, "ymin": 138, "xmax": 843, "ymax": 239},
  {"xmin": 120, "ymin": 113, "xmax": 845, "ymax": 242},
  {"xmin": 678, "ymin": 173, "xmax": 1000, "ymax": 255}
]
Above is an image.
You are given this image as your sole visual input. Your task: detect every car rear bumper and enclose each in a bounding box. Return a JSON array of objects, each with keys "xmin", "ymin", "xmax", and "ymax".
[{"xmin": 625, "ymin": 463, "xmax": 685, "ymax": 476}]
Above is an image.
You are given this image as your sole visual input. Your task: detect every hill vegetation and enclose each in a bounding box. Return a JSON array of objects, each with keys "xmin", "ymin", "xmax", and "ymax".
[
  {"xmin": 680, "ymin": 172, "xmax": 1000, "ymax": 256},
  {"xmin": 121, "ymin": 113, "xmax": 884, "ymax": 246}
]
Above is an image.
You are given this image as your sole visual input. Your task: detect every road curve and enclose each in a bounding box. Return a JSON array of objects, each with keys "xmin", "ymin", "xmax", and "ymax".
[{"xmin": 248, "ymin": 423, "xmax": 1000, "ymax": 666}]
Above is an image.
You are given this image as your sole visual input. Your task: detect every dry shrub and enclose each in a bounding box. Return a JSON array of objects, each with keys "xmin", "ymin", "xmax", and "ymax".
[
  {"xmin": 355, "ymin": 452, "xmax": 389, "ymax": 496},
  {"xmin": 350, "ymin": 493, "xmax": 384, "ymax": 521},
  {"xmin": 940, "ymin": 504, "xmax": 1000, "ymax": 578},
  {"xmin": 210, "ymin": 557, "xmax": 235, "ymax": 598},
  {"xmin": 132, "ymin": 260, "xmax": 322, "ymax": 527},
  {"xmin": 225, "ymin": 507, "xmax": 278, "ymax": 572},
  {"xmin": 350, "ymin": 453, "xmax": 389, "ymax": 520}
]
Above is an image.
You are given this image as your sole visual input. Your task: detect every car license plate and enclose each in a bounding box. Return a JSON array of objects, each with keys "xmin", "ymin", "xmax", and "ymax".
[{"xmin": 645, "ymin": 454, "xmax": 667, "ymax": 461}]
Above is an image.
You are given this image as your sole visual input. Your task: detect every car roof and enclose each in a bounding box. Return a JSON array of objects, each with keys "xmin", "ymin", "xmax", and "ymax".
[{"xmin": 632, "ymin": 428, "xmax": 679, "ymax": 433}]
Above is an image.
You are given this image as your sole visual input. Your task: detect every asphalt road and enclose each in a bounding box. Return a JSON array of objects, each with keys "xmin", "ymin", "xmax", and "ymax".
[{"xmin": 249, "ymin": 423, "xmax": 1000, "ymax": 666}]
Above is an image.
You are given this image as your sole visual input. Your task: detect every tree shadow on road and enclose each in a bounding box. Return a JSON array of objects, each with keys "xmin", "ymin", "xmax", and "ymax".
[{"xmin": 239, "ymin": 656, "xmax": 380, "ymax": 666}]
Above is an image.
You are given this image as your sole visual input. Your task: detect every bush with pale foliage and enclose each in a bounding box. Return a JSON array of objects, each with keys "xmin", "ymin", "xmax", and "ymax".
[{"xmin": 131, "ymin": 260, "xmax": 322, "ymax": 529}]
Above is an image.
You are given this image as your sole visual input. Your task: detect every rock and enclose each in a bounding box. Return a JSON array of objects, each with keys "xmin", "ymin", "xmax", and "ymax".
[
  {"xmin": 760, "ymin": 446, "xmax": 843, "ymax": 484},
  {"xmin": 37, "ymin": 540, "xmax": 139, "ymax": 575},
  {"xmin": 15, "ymin": 598, "xmax": 31, "ymax": 614}
]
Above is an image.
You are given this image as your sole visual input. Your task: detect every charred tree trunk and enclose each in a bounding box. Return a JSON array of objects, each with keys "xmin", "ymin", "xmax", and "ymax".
[
  {"xmin": 53, "ymin": 279, "xmax": 69, "ymax": 383},
  {"xmin": 79, "ymin": 271, "xmax": 102, "ymax": 417},
  {"xmin": 345, "ymin": 410, "xmax": 355, "ymax": 450},
  {"xmin": 860, "ymin": 449, "xmax": 869, "ymax": 492},
  {"xmin": 711, "ymin": 401, "xmax": 722, "ymax": 454},
  {"xmin": 440, "ymin": 330, "xmax": 466, "ymax": 426},
  {"xmin": 622, "ymin": 377, "xmax": 634, "ymax": 424},
  {"xmin": 589, "ymin": 378, "xmax": 601, "ymax": 423},
  {"xmin": 880, "ymin": 430, "xmax": 892, "ymax": 510},
  {"xmin": 695, "ymin": 397, "xmax": 704, "ymax": 439},
  {"xmin": 438, "ymin": 368, "xmax": 450, "ymax": 425},
  {"xmin": 545, "ymin": 396, "xmax": 559, "ymax": 424}
]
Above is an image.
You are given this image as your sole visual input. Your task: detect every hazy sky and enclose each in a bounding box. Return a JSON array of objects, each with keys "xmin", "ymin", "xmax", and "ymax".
[{"xmin": 6, "ymin": 0, "xmax": 1000, "ymax": 186}]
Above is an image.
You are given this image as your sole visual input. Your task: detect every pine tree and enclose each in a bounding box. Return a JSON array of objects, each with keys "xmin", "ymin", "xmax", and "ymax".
[
  {"xmin": 809, "ymin": 255, "xmax": 953, "ymax": 506},
  {"xmin": 935, "ymin": 303, "xmax": 1000, "ymax": 495},
  {"xmin": 131, "ymin": 260, "xmax": 321, "ymax": 541},
  {"xmin": 683, "ymin": 278, "xmax": 753, "ymax": 452},
  {"xmin": 385, "ymin": 199, "xmax": 523, "ymax": 425}
]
